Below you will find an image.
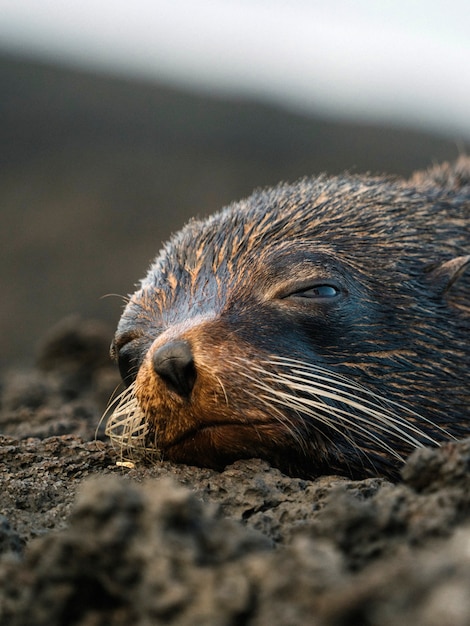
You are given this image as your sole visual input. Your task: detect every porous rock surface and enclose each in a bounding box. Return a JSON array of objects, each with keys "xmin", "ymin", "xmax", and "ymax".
[{"xmin": 1, "ymin": 317, "xmax": 470, "ymax": 625}]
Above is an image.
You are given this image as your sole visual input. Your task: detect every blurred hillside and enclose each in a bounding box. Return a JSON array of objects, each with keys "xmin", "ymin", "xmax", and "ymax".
[{"xmin": 0, "ymin": 52, "xmax": 466, "ymax": 369}]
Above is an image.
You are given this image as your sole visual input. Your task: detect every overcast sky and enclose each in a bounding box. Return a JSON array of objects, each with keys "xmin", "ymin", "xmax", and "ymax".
[{"xmin": 1, "ymin": 0, "xmax": 469, "ymax": 138}]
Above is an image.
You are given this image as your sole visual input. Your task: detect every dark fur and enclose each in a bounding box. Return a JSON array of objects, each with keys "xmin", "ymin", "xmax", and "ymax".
[{"xmin": 111, "ymin": 158, "xmax": 470, "ymax": 480}]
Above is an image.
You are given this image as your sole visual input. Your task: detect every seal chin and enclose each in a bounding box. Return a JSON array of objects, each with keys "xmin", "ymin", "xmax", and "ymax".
[{"xmin": 160, "ymin": 420, "xmax": 291, "ymax": 470}]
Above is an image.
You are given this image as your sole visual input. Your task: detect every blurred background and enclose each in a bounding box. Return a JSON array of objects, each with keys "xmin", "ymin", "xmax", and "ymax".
[{"xmin": 1, "ymin": 0, "xmax": 469, "ymax": 370}]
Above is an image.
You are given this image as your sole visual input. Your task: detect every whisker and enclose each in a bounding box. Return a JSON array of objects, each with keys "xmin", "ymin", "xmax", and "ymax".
[
  {"xmin": 269, "ymin": 356, "xmax": 453, "ymax": 439},
  {"xmin": 95, "ymin": 381, "xmax": 124, "ymax": 440},
  {"xmin": 238, "ymin": 362, "xmax": 375, "ymax": 461},
  {"xmin": 104, "ymin": 382, "xmax": 160, "ymax": 461},
  {"xmin": 215, "ymin": 375, "xmax": 230, "ymax": 407},
  {"xmin": 233, "ymin": 354, "xmax": 445, "ymax": 463},
  {"xmin": 100, "ymin": 293, "xmax": 131, "ymax": 303},
  {"xmin": 251, "ymin": 367, "xmax": 405, "ymax": 459},
  {"xmin": 258, "ymin": 386, "xmax": 405, "ymax": 463},
  {"xmin": 258, "ymin": 358, "xmax": 446, "ymax": 446},
  {"xmin": 260, "ymin": 369, "xmax": 437, "ymax": 449},
  {"xmin": 241, "ymin": 383, "xmax": 311, "ymax": 454}
]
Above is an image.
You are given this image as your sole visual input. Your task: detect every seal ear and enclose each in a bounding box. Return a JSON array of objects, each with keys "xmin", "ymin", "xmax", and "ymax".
[{"xmin": 426, "ymin": 255, "xmax": 470, "ymax": 295}]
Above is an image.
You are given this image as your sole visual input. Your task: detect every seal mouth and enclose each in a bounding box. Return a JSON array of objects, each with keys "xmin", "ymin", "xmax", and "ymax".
[
  {"xmin": 159, "ymin": 419, "xmax": 289, "ymax": 470},
  {"xmin": 161, "ymin": 419, "xmax": 278, "ymax": 452},
  {"xmin": 103, "ymin": 384, "xmax": 283, "ymax": 464}
]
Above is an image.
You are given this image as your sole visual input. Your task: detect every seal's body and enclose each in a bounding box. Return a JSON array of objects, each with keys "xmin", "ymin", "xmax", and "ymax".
[{"xmin": 108, "ymin": 159, "xmax": 469, "ymax": 479}]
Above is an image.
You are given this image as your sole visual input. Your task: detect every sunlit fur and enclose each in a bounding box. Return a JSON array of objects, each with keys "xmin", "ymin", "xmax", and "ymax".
[{"xmin": 106, "ymin": 158, "xmax": 470, "ymax": 480}]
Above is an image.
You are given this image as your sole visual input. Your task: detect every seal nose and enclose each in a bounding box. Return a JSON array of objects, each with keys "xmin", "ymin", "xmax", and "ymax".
[{"xmin": 152, "ymin": 340, "xmax": 196, "ymax": 398}]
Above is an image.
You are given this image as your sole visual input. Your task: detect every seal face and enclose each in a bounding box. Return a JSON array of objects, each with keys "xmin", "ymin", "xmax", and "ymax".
[{"xmin": 107, "ymin": 159, "xmax": 470, "ymax": 480}]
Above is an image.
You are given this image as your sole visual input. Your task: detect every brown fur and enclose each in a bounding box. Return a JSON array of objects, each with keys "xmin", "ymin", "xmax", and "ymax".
[{"xmin": 108, "ymin": 158, "xmax": 470, "ymax": 480}]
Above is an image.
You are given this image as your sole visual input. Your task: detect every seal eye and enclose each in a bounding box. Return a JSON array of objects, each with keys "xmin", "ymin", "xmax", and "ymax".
[{"xmin": 289, "ymin": 284, "xmax": 340, "ymax": 299}]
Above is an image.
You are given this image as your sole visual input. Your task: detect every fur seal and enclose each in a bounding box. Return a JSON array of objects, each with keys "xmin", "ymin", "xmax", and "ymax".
[{"xmin": 106, "ymin": 158, "xmax": 470, "ymax": 480}]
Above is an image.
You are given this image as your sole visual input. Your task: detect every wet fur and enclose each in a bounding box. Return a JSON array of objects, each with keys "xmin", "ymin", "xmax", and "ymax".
[{"xmin": 107, "ymin": 158, "xmax": 470, "ymax": 480}]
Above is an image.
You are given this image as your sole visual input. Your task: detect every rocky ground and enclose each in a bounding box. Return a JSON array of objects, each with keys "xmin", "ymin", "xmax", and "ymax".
[{"xmin": 1, "ymin": 316, "xmax": 470, "ymax": 625}]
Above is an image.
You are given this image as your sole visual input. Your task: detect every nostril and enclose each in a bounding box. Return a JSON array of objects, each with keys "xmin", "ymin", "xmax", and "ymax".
[
  {"xmin": 152, "ymin": 340, "xmax": 196, "ymax": 398},
  {"xmin": 116, "ymin": 341, "xmax": 145, "ymax": 387}
]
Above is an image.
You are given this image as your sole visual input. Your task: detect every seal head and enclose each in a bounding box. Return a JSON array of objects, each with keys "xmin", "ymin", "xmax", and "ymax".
[{"xmin": 108, "ymin": 158, "xmax": 470, "ymax": 479}]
